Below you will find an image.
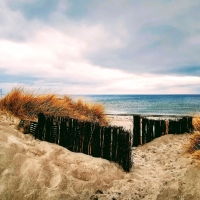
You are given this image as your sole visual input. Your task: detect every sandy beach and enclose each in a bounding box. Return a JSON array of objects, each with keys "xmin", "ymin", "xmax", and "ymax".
[
  {"xmin": 106, "ymin": 115, "xmax": 133, "ymax": 133},
  {"xmin": 0, "ymin": 113, "xmax": 200, "ymax": 200}
]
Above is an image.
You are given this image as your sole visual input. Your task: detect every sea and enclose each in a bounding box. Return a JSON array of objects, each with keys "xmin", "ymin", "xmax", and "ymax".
[{"xmin": 70, "ymin": 95, "xmax": 200, "ymax": 116}]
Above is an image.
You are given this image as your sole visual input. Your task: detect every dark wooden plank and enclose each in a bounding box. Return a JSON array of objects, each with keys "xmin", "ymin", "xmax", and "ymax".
[
  {"xmin": 147, "ymin": 120, "xmax": 154, "ymax": 142},
  {"xmin": 117, "ymin": 128, "xmax": 123, "ymax": 166},
  {"xmin": 133, "ymin": 115, "xmax": 140, "ymax": 146},
  {"xmin": 91, "ymin": 124, "xmax": 101, "ymax": 157},
  {"xmin": 59, "ymin": 117, "xmax": 67, "ymax": 147},
  {"xmin": 65, "ymin": 118, "xmax": 74, "ymax": 151},
  {"xmin": 37, "ymin": 113, "xmax": 46, "ymax": 140},
  {"xmin": 100, "ymin": 127, "xmax": 105, "ymax": 158},
  {"xmin": 103, "ymin": 127, "xmax": 111, "ymax": 160},
  {"xmin": 111, "ymin": 127, "xmax": 119, "ymax": 161},
  {"xmin": 187, "ymin": 117, "xmax": 193, "ymax": 133},
  {"xmin": 176, "ymin": 120, "xmax": 181, "ymax": 134},
  {"xmin": 83, "ymin": 122, "xmax": 91, "ymax": 155},
  {"xmin": 72, "ymin": 119, "xmax": 79, "ymax": 152},
  {"xmin": 152, "ymin": 120, "xmax": 156, "ymax": 139},
  {"xmin": 155, "ymin": 120, "xmax": 161, "ymax": 138},
  {"xmin": 180, "ymin": 117, "xmax": 187, "ymax": 133},
  {"xmin": 122, "ymin": 130, "xmax": 132, "ymax": 172},
  {"xmin": 161, "ymin": 120, "xmax": 166, "ymax": 135},
  {"xmin": 142, "ymin": 118, "xmax": 148, "ymax": 144},
  {"xmin": 51, "ymin": 123, "xmax": 58, "ymax": 144},
  {"xmin": 168, "ymin": 120, "xmax": 174, "ymax": 134},
  {"xmin": 45, "ymin": 116, "xmax": 53, "ymax": 142},
  {"xmin": 88, "ymin": 123, "xmax": 95, "ymax": 155}
]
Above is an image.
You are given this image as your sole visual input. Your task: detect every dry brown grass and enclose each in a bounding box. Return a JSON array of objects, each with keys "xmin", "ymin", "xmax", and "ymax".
[
  {"xmin": 0, "ymin": 87, "xmax": 108, "ymax": 125},
  {"xmin": 185, "ymin": 132, "xmax": 200, "ymax": 153},
  {"xmin": 192, "ymin": 116, "xmax": 200, "ymax": 131},
  {"xmin": 184, "ymin": 131, "xmax": 200, "ymax": 160},
  {"xmin": 184, "ymin": 116, "xmax": 200, "ymax": 159}
]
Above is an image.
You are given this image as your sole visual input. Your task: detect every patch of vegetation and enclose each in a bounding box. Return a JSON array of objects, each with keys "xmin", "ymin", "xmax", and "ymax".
[
  {"xmin": 0, "ymin": 87, "xmax": 108, "ymax": 126},
  {"xmin": 185, "ymin": 131, "xmax": 200, "ymax": 159}
]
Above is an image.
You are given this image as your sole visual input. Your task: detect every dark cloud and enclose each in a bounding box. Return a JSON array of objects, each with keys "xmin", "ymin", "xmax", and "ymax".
[{"xmin": 77, "ymin": 0, "xmax": 200, "ymax": 76}]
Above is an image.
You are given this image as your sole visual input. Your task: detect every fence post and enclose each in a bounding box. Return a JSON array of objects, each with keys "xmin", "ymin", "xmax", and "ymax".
[
  {"xmin": 140, "ymin": 117, "xmax": 143, "ymax": 145},
  {"xmin": 142, "ymin": 118, "xmax": 148, "ymax": 144},
  {"xmin": 103, "ymin": 127, "xmax": 112, "ymax": 160},
  {"xmin": 91, "ymin": 124, "xmax": 101, "ymax": 157},
  {"xmin": 100, "ymin": 127, "xmax": 105, "ymax": 157},
  {"xmin": 187, "ymin": 117, "xmax": 193, "ymax": 133},
  {"xmin": 133, "ymin": 115, "xmax": 140, "ymax": 146},
  {"xmin": 147, "ymin": 120, "xmax": 153, "ymax": 142},
  {"xmin": 155, "ymin": 120, "xmax": 161, "ymax": 138},
  {"xmin": 37, "ymin": 113, "xmax": 46, "ymax": 140}
]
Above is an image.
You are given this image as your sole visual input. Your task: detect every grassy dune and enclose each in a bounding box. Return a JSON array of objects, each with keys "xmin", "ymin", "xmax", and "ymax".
[{"xmin": 0, "ymin": 87, "xmax": 108, "ymax": 126}]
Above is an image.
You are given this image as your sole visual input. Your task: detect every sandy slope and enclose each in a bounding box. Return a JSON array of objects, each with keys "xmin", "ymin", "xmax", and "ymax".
[{"xmin": 0, "ymin": 114, "xmax": 200, "ymax": 200}]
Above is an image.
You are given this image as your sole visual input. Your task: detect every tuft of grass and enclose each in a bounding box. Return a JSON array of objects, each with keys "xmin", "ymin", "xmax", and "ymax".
[
  {"xmin": 184, "ymin": 131, "xmax": 200, "ymax": 160},
  {"xmin": 0, "ymin": 87, "xmax": 108, "ymax": 126},
  {"xmin": 192, "ymin": 116, "xmax": 200, "ymax": 131},
  {"xmin": 184, "ymin": 115, "xmax": 200, "ymax": 159},
  {"xmin": 192, "ymin": 150, "xmax": 200, "ymax": 159}
]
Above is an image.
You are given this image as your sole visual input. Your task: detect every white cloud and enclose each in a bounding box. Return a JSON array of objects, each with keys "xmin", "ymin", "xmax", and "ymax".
[
  {"xmin": 0, "ymin": 25, "xmax": 125, "ymax": 80},
  {"xmin": 1, "ymin": 29, "xmax": 200, "ymax": 95},
  {"xmin": 1, "ymin": 0, "xmax": 200, "ymax": 94}
]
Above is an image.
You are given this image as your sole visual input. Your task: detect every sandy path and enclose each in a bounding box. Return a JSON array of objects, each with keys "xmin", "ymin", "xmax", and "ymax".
[{"xmin": 0, "ymin": 114, "xmax": 200, "ymax": 200}]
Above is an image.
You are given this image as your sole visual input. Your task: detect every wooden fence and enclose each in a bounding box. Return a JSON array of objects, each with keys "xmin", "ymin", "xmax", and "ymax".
[
  {"xmin": 132, "ymin": 115, "xmax": 193, "ymax": 146},
  {"xmin": 19, "ymin": 113, "xmax": 194, "ymax": 172},
  {"xmin": 20, "ymin": 113, "xmax": 132, "ymax": 172}
]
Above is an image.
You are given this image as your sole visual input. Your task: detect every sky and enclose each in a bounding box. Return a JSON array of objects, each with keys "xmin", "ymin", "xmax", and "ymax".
[{"xmin": 0, "ymin": 0, "xmax": 200, "ymax": 94}]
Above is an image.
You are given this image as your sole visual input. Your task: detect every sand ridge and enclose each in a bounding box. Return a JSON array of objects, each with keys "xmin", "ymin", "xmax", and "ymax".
[{"xmin": 0, "ymin": 114, "xmax": 200, "ymax": 199}]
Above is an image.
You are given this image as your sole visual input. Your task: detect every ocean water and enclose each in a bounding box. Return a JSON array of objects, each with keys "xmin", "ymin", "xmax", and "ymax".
[{"xmin": 71, "ymin": 95, "xmax": 200, "ymax": 115}]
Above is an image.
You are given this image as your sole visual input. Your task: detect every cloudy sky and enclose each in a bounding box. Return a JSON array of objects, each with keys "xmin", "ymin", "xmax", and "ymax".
[{"xmin": 0, "ymin": 0, "xmax": 200, "ymax": 94}]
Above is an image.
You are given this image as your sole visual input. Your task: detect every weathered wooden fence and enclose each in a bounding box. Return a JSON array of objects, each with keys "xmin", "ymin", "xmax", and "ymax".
[
  {"xmin": 132, "ymin": 115, "xmax": 193, "ymax": 146},
  {"xmin": 21, "ymin": 113, "xmax": 132, "ymax": 172},
  {"xmin": 19, "ymin": 113, "xmax": 194, "ymax": 172}
]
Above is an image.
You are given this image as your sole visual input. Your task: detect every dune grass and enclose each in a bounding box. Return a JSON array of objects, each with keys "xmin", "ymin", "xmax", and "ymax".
[
  {"xmin": 185, "ymin": 132, "xmax": 200, "ymax": 159},
  {"xmin": 0, "ymin": 87, "xmax": 108, "ymax": 126},
  {"xmin": 184, "ymin": 117, "xmax": 200, "ymax": 159},
  {"xmin": 192, "ymin": 117, "xmax": 200, "ymax": 131}
]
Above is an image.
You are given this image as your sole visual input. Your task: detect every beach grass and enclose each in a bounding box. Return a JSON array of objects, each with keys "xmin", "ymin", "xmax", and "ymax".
[
  {"xmin": 192, "ymin": 116, "xmax": 200, "ymax": 131},
  {"xmin": 185, "ymin": 131, "xmax": 200, "ymax": 158},
  {"xmin": 0, "ymin": 87, "xmax": 108, "ymax": 125}
]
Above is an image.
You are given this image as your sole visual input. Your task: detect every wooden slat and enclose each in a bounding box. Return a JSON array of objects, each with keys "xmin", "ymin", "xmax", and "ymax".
[
  {"xmin": 29, "ymin": 121, "xmax": 38, "ymax": 136},
  {"xmin": 133, "ymin": 115, "xmax": 140, "ymax": 146}
]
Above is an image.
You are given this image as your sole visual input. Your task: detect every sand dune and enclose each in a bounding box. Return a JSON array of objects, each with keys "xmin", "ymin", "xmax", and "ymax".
[{"xmin": 0, "ymin": 114, "xmax": 200, "ymax": 200}]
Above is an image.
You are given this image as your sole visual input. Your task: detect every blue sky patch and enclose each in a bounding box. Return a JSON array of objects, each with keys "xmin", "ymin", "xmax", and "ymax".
[
  {"xmin": 0, "ymin": 71, "xmax": 38, "ymax": 84},
  {"xmin": 7, "ymin": 0, "xmax": 58, "ymax": 20}
]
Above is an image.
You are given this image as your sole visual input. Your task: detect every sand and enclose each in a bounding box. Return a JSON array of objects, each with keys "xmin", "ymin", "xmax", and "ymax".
[
  {"xmin": 0, "ymin": 113, "xmax": 200, "ymax": 200},
  {"xmin": 106, "ymin": 115, "xmax": 133, "ymax": 133}
]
